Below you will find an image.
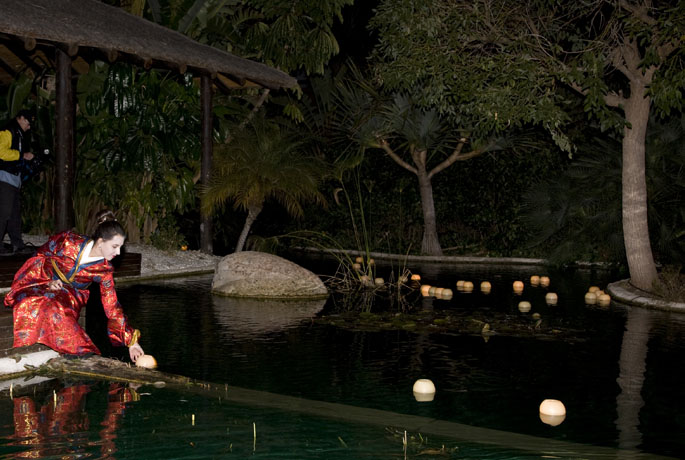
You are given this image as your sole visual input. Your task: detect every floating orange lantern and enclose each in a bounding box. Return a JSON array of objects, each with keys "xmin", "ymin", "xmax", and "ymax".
[
  {"xmin": 539, "ymin": 276, "xmax": 550, "ymax": 287},
  {"xmin": 513, "ymin": 281, "xmax": 524, "ymax": 294},
  {"xmin": 480, "ymin": 281, "xmax": 492, "ymax": 294},
  {"xmin": 598, "ymin": 294, "xmax": 611, "ymax": 307},
  {"xmin": 530, "ymin": 275, "xmax": 540, "ymax": 286}
]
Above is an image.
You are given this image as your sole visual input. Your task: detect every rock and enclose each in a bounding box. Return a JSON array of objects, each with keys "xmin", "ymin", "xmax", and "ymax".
[{"xmin": 212, "ymin": 251, "xmax": 328, "ymax": 299}]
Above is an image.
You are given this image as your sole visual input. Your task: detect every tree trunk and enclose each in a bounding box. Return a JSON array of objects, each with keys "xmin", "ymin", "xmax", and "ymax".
[
  {"xmin": 615, "ymin": 307, "xmax": 652, "ymax": 450},
  {"xmin": 416, "ymin": 168, "xmax": 442, "ymax": 256},
  {"xmin": 234, "ymin": 205, "xmax": 262, "ymax": 252},
  {"xmin": 622, "ymin": 82, "xmax": 658, "ymax": 291}
]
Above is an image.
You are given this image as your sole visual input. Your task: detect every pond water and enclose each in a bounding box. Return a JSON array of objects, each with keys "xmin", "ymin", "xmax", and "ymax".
[{"xmin": 2, "ymin": 257, "xmax": 685, "ymax": 459}]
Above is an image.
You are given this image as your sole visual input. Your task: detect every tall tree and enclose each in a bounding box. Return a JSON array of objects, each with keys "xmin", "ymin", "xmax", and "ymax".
[
  {"xmin": 334, "ymin": 85, "xmax": 506, "ymax": 255},
  {"xmin": 201, "ymin": 117, "xmax": 326, "ymax": 252},
  {"xmin": 370, "ymin": 0, "xmax": 685, "ymax": 290}
]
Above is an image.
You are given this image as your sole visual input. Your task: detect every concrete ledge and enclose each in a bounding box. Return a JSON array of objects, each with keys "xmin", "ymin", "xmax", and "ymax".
[
  {"xmin": 0, "ymin": 347, "xmax": 59, "ymax": 377},
  {"xmin": 607, "ymin": 279, "xmax": 685, "ymax": 313}
]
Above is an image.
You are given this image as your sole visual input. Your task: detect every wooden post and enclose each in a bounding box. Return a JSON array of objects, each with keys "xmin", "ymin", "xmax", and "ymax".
[
  {"xmin": 200, "ymin": 74, "xmax": 213, "ymax": 254},
  {"xmin": 54, "ymin": 47, "xmax": 75, "ymax": 231}
]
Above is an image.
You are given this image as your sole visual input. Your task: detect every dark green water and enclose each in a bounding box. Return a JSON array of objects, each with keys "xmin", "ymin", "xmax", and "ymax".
[{"xmin": 2, "ymin": 259, "xmax": 685, "ymax": 459}]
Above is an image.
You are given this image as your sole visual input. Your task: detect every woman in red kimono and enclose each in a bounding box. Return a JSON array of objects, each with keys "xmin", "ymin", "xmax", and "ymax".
[{"xmin": 4, "ymin": 210, "xmax": 144, "ymax": 361}]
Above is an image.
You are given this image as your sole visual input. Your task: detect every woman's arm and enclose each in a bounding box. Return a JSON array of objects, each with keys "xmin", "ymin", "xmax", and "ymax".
[{"xmin": 98, "ymin": 272, "xmax": 144, "ymax": 361}]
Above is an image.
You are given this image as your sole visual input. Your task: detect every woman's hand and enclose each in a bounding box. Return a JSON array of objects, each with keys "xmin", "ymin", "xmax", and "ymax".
[
  {"xmin": 129, "ymin": 343, "xmax": 144, "ymax": 362},
  {"xmin": 47, "ymin": 279, "xmax": 63, "ymax": 291}
]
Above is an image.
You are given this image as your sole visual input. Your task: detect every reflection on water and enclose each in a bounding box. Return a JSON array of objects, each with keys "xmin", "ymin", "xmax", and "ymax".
[
  {"xmin": 5, "ymin": 382, "xmax": 135, "ymax": 459},
  {"xmin": 212, "ymin": 296, "xmax": 325, "ymax": 338},
  {"xmin": 3, "ymin": 259, "xmax": 685, "ymax": 459},
  {"xmin": 2, "ymin": 381, "xmax": 479, "ymax": 460}
]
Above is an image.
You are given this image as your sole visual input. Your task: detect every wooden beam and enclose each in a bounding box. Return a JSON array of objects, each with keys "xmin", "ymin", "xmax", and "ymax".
[
  {"xmin": 54, "ymin": 47, "xmax": 75, "ymax": 232},
  {"xmin": 23, "ymin": 36, "xmax": 36, "ymax": 51},
  {"xmin": 66, "ymin": 42, "xmax": 79, "ymax": 56},
  {"xmin": 200, "ymin": 74, "xmax": 213, "ymax": 254},
  {"xmin": 99, "ymin": 47, "xmax": 118, "ymax": 63},
  {"xmin": 3, "ymin": 41, "xmax": 43, "ymax": 74}
]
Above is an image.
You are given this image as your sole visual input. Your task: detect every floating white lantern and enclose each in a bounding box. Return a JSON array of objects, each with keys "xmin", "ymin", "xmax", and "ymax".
[
  {"xmin": 374, "ymin": 277, "xmax": 385, "ymax": 286},
  {"xmin": 434, "ymin": 287, "xmax": 444, "ymax": 297},
  {"xmin": 530, "ymin": 275, "xmax": 540, "ymax": 286},
  {"xmin": 539, "ymin": 399, "xmax": 566, "ymax": 416},
  {"xmin": 413, "ymin": 379, "xmax": 436, "ymax": 402},
  {"xmin": 420, "ymin": 284, "xmax": 432, "ymax": 296},
  {"xmin": 539, "ymin": 276, "xmax": 550, "ymax": 287},
  {"xmin": 545, "ymin": 292, "xmax": 558, "ymax": 305},
  {"xmin": 480, "ymin": 281, "xmax": 492, "ymax": 294},
  {"xmin": 518, "ymin": 301, "xmax": 532, "ymax": 313},
  {"xmin": 584, "ymin": 292, "xmax": 597, "ymax": 305},
  {"xmin": 513, "ymin": 281, "xmax": 524, "ymax": 294},
  {"xmin": 540, "ymin": 413, "xmax": 566, "ymax": 426},
  {"xmin": 598, "ymin": 294, "xmax": 611, "ymax": 307},
  {"xmin": 441, "ymin": 288, "xmax": 453, "ymax": 299},
  {"xmin": 463, "ymin": 281, "xmax": 474, "ymax": 293},
  {"xmin": 136, "ymin": 354, "xmax": 157, "ymax": 369},
  {"xmin": 368, "ymin": 258, "xmax": 375, "ymax": 266}
]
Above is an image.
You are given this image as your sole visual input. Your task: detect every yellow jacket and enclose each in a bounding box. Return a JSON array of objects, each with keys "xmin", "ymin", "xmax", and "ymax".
[{"xmin": 0, "ymin": 129, "xmax": 20, "ymax": 161}]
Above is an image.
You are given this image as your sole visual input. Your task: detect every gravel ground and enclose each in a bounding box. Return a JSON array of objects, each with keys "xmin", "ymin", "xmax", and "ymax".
[{"xmin": 21, "ymin": 234, "xmax": 221, "ymax": 277}]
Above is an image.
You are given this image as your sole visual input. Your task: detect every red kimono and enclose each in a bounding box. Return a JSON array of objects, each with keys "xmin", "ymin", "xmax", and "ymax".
[{"xmin": 4, "ymin": 231, "xmax": 139, "ymax": 355}]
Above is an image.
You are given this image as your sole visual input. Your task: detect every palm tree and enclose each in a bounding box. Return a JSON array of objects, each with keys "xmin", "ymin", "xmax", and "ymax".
[{"xmin": 202, "ymin": 118, "xmax": 327, "ymax": 252}]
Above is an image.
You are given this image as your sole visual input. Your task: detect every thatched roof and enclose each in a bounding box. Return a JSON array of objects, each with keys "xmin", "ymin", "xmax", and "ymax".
[{"xmin": 0, "ymin": 0, "xmax": 297, "ymax": 89}]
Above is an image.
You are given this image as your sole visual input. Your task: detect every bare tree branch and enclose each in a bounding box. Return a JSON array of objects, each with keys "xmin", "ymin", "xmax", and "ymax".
[
  {"xmin": 428, "ymin": 138, "xmax": 484, "ymax": 179},
  {"xmin": 378, "ymin": 138, "xmax": 418, "ymax": 175}
]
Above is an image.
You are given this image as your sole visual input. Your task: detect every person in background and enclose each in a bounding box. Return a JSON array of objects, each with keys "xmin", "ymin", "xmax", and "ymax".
[
  {"xmin": 0, "ymin": 109, "xmax": 35, "ymax": 254},
  {"xmin": 3, "ymin": 209, "xmax": 146, "ymax": 362}
]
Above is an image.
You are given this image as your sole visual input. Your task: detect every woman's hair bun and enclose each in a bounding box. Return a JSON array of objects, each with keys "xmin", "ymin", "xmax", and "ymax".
[{"xmin": 95, "ymin": 209, "xmax": 117, "ymax": 225}]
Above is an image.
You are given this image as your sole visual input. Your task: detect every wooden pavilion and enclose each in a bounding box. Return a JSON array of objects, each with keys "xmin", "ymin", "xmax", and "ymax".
[{"xmin": 0, "ymin": 0, "xmax": 297, "ymax": 253}]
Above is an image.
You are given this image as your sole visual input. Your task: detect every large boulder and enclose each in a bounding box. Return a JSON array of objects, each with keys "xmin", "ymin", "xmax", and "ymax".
[{"xmin": 212, "ymin": 251, "xmax": 328, "ymax": 299}]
